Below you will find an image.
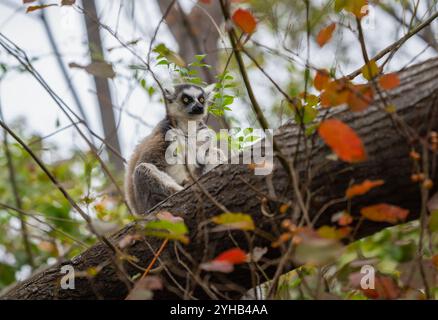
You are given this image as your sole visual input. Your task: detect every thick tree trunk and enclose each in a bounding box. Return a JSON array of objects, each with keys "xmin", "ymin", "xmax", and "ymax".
[{"xmin": 3, "ymin": 58, "xmax": 438, "ymax": 300}]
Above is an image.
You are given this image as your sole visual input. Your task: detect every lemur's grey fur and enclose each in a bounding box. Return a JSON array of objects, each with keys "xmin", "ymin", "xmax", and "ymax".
[{"xmin": 125, "ymin": 83, "xmax": 218, "ymax": 214}]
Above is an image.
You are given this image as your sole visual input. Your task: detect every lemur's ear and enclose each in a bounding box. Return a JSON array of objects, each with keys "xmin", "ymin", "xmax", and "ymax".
[
  {"xmin": 163, "ymin": 86, "xmax": 176, "ymax": 102},
  {"xmin": 204, "ymin": 83, "xmax": 217, "ymax": 99}
]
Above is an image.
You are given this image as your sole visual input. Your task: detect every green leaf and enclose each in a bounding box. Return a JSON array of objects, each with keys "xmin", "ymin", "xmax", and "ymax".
[
  {"xmin": 243, "ymin": 128, "xmax": 254, "ymax": 136},
  {"xmin": 140, "ymin": 79, "xmax": 146, "ymax": 89},
  {"xmin": 305, "ymin": 94, "xmax": 319, "ymax": 107},
  {"xmin": 145, "ymin": 220, "xmax": 188, "ymax": 235},
  {"xmin": 153, "ymin": 43, "xmax": 185, "ymax": 67},
  {"xmin": 195, "ymin": 54, "xmax": 207, "ymax": 61},
  {"xmin": 156, "ymin": 60, "xmax": 170, "ymax": 66},
  {"xmin": 305, "ymin": 124, "xmax": 318, "ymax": 136},
  {"xmin": 147, "ymin": 86, "xmax": 156, "ymax": 98},
  {"xmin": 144, "ymin": 219, "xmax": 189, "ymax": 244},
  {"xmin": 294, "ymin": 106, "xmax": 318, "ymax": 125},
  {"xmin": 244, "ymin": 135, "xmax": 259, "ymax": 143}
]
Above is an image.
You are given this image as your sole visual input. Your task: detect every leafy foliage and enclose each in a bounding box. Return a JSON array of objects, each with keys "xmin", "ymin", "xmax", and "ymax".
[{"xmin": 0, "ymin": 122, "xmax": 131, "ymax": 289}]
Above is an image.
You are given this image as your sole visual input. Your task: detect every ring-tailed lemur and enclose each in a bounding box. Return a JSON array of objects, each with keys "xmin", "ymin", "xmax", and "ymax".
[{"xmin": 125, "ymin": 83, "xmax": 223, "ymax": 214}]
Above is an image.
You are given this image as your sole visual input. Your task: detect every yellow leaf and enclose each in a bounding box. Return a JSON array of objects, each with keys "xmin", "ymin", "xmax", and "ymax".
[
  {"xmin": 317, "ymin": 226, "xmax": 351, "ymax": 240},
  {"xmin": 361, "ymin": 60, "xmax": 380, "ymax": 81},
  {"xmin": 212, "ymin": 212, "xmax": 255, "ymax": 231}
]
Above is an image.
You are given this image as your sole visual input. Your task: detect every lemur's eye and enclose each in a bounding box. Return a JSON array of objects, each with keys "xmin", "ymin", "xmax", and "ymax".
[
  {"xmin": 199, "ymin": 96, "xmax": 205, "ymax": 104},
  {"xmin": 182, "ymin": 95, "xmax": 191, "ymax": 104}
]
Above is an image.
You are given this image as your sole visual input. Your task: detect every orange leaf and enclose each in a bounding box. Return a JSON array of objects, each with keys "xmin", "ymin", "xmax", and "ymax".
[
  {"xmin": 338, "ymin": 213, "xmax": 353, "ymax": 226},
  {"xmin": 25, "ymin": 4, "xmax": 57, "ymax": 13},
  {"xmin": 314, "ymin": 69, "xmax": 330, "ymax": 91},
  {"xmin": 320, "ymin": 79, "xmax": 349, "ymax": 107},
  {"xmin": 432, "ymin": 255, "xmax": 438, "ymax": 268},
  {"xmin": 318, "ymin": 119, "xmax": 367, "ymax": 163},
  {"xmin": 214, "ymin": 248, "xmax": 247, "ymax": 264},
  {"xmin": 361, "ymin": 204, "xmax": 409, "ymax": 224},
  {"xmin": 271, "ymin": 233, "xmax": 293, "ymax": 248},
  {"xmin": 316, "ymin": 23, "xmax": 336, "ymax": 47},
  {"xmin": 346, "ymin": 179, "xmax": 385, "ymax": 199},
  {"xmin": 379, "ymin": 73, "xmax": 400, "ymax": 90},
  {"xmin": 317, "ymin": 225, "xmax": 351, "ymax": 240},
  {"xmin": 232, "ymin": 8, "xmax": 257, "ymax": 34},
  {"xmin": 347, "ymin": 83, "xmax": 374, "ymax": 112}
]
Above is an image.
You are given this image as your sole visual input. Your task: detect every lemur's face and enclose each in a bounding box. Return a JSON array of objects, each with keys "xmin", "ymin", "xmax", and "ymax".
[{"xmin": 165, "ymin": 84, "xmax": 214, "ymax": 121}]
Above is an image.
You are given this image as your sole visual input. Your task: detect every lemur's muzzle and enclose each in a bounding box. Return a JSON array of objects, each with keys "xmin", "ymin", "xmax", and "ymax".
[{"xmin": 189, "ymin": 103, "xmax": 204, "ymax": 115}]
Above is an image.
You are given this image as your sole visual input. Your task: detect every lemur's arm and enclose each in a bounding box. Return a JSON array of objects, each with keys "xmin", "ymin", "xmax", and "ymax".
[{"xmin": 133, "ymin": 163, "xmax": 183, "ymax": 214}]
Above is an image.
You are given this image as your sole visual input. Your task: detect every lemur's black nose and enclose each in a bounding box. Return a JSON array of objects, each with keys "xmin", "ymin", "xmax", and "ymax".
[{"xmin": 189, "ymin": 104, "xmax": 204, "ymax": 115}]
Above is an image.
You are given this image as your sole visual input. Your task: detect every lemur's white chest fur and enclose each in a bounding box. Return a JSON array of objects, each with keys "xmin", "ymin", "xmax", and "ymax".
[{"xmin": 165, "ymin": 123, "xmax": 202, "ymax": 185}]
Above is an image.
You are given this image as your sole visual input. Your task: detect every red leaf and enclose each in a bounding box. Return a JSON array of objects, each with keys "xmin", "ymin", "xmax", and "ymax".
[
  {"xmin": 232, "ymin": 8, "xmax": 257, "ymax": 34},
  {"xmin": 316, "ymin": 23, "xmax": 336, "ymax": 47},
  {"xmin": 338, "ymin": 213, "xmax": 353, "ymax": 226},
  {"xmin": 361, "ymin": 204, "xmax": 409, "ymax": 224},
  {"xmin": 200, "ymin": 248, "xmax": 247, "ymax": 273},
  {"xmin": 346, "ymin": 180, "xmax": 385, "ymax": 199},
  {"xmin": 214, "ymin": 248, "xmax": 247, "ymax": 264},
  {"xmin": 379, "ymin": 73, "xmax": 400, "ymax": 90},
  {"xmin": 318, "ymin": 119, "xmax": 367, "ymax": 163}
]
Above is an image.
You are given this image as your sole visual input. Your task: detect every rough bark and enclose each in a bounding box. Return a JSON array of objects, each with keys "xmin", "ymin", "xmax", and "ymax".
[{"xmin": 3, "ymin": 58, "xmax": 438, "ymax": 300}]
